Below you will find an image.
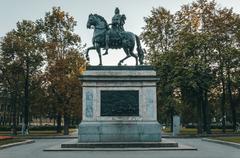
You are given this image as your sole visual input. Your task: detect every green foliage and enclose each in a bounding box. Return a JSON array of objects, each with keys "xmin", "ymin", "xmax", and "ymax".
[
  {"xmin": 141, "ymin": 0, "xmax": 240, "ymax": 133},
  {"xmin": 36, "ymin": 7, "xmax": 86, "ymax": 135},
  {"xmin": 0, "ymin": 139, "xmax": 26, "ymax": 146},
  {"xmin": 213, "ymin": 137, "xmax": 240, "ymax": 143},
  {"xmin": 0, "ymin": 7, "xmax": 87, "ymax": 135},
  {"xmin": 37, "ymin": 6, "xmax": 85, "ymax": 114},
  {"xmin": 0, "ymin": 20, "xmax": 44, "ymax": 134}
]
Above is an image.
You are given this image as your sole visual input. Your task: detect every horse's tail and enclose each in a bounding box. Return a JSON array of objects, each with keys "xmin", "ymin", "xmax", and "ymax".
[{"xmin": 135, "ymin": 35, "xmax": 145, "ymax": 65}]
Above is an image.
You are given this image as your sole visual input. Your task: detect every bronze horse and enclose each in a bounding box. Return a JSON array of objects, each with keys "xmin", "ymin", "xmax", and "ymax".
[{"xmin": 86, "ymin": 14, "xmax": 144, "ymax": 66}]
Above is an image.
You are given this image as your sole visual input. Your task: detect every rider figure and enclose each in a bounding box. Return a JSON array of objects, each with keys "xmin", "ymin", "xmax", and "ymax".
[{"xmin": 104, "ymin": 7, "xmax": 126, "ymax": 55}]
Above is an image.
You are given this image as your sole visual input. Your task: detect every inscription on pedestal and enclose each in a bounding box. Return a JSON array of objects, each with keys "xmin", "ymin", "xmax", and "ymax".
[{"xmin": 101, "ymin": 90, "xmax": 139, "ymax": 116}]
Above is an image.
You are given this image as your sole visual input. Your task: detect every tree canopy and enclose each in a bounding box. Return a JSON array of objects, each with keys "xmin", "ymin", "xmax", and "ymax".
[
  {"xmin": 0, "ymin": 7, "xmax": 86, "ymax": 135},
  {"xmin": 141, "ymin": 0, "xmax": 240, "ymax": 133}
]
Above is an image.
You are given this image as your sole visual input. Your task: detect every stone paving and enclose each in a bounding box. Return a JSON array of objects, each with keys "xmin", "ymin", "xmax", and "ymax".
[{"xmin": 0, "ymin": 138, "xmax": 240, "ymax": 158}]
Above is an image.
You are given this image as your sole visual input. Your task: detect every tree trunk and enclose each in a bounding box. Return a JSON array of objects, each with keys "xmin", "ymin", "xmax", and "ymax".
[
  {"xmin": 53, "ymin": 115, "xmax": 56, "ymax": 127},
  {"xmin": 170, "ymin": 114, "xmax": 173, "ymax": 132},
  {"xmin": 40, "ymin": 115, "xmax": 42, "ymax": 126},
  {"xmin": 226, "ymin": 70, "xmax": 236, "ymax": 131},
  {"xmin": 17, "ymin": 111, "xmax": 19, "ymax": 126},
  {"xmin": 63, "ymin": 113, "xmax": 69, "ymax": 135},
  {"xmin": 3, "ymin": 112, "xmax": 6, "ymax": 126},
  {"xmin": 8, "ymin": 108, "xmax": 12, "ymax": 126},
  {"xmin": 202, "ymin": 92, "xmax": 207, "ymax": 133},
  {"xmin": 202, "ymin": 90, "xmax": 211, "ymax": 134},
  {"xmin": 0, "ymin": 115, "xmax": 2, "ymax": 126},
  {"xmin": 238, "ymin": 85, "xmax": 240, "ymax": 112},
  {"xmin": 56, "ymin": 112, "xmax": 62, "ymax": 133},
  {"xmin": 197, "ymin": 95, "xmax": 203, "ymax": 134},
  {"xmin": 23, "ymin": 56, "xmax": 30, "ymax": 135},
  {"xmin": 71, "ymin": 117, "xmax": 74, "ymax": 126},
  {"xmin": 220, "ymin": 74, "xmax": 226, "ymax": 133},
  {"xmin": 11, "ymin": 92, "xmax": 17, "ymax": 136}
]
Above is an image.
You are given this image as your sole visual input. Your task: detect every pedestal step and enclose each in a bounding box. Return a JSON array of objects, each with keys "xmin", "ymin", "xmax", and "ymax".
[{"xmin": 61, "ymin": 142, "xmax": 178, "ymax": 148}]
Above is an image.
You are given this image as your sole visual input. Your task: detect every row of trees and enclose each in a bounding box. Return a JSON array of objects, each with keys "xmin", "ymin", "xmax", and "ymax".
[
  {"xmin": 0, "ymin": 7, "xmax": 86, "ymax": 135},
  {"xmin": 1, "ymin": 0, "xmax": 239, "ymax": 136},
  {"xmin": 141, "ymin": 0, "xmax": 240, "ymax": 133}
]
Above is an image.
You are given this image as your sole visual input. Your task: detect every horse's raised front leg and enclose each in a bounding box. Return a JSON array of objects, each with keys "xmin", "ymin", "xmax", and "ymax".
[{"xmin": 85, "ymin": 46, "xmax": 95, "ymax": 61}]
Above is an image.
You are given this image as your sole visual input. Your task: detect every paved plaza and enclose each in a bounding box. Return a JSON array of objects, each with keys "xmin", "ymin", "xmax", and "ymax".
[{"xmin": 0, "ymin": 138, "xmax": 239, "ymax": 158}]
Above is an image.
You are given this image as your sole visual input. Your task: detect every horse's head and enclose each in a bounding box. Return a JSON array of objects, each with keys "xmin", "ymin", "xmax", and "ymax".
[
  {"xmin": 87, "ymin": 14, "xmax": 108, "ymax": 30},
  {"xmin": 87, "ymin": 14, "xmax": 95, "ymax": 29}
]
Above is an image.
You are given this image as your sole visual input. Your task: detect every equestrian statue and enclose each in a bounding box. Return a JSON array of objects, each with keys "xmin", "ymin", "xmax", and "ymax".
[{"xmin": 86, "ymin": 7, "xmax": 145, "ymax": 66}]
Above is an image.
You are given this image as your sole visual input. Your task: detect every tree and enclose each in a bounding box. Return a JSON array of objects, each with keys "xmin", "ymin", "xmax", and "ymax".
[
  {"xmin": 208, "ymin": 4, "xmax": 240, "ymax": 132},
  {"xmin": 141, "ymin": 0, "xmax": 240, "ymax": 133},
  {"xmin": 141, "ymin": 7, "xmax": 178, "ymax": 131},
  {"xmin": 37, "ymin": 7, "xmax": 86, "ymax": 135},
  {"xmin": 0, "ymin": 7, "xmax": 87, "ymax": 135},
  {"xmin": 0, "ymin": 32, "xmax": 24, "ymax": 134},
  {"xmin": 0, "ymin": 20, "xmax": 43, "ymax": 135}
]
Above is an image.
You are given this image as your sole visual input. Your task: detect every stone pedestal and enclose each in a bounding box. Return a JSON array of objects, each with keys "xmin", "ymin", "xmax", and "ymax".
[{"xmin": 79, "ymin": 66, "xmax": 161, "ymax": 142}]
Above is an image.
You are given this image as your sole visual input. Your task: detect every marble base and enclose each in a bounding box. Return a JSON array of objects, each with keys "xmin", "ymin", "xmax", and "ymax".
[
  {"xmin": 78, "ymin": 121, "xmax": 161, "ymax": 142},
  {"xmin": 79, "ymin": 66, "xmax": 161, "ymax": 143}
]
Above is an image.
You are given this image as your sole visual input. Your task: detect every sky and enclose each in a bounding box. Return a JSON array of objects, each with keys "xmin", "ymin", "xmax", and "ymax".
[{"xmin": 0, "ymin": 0, "xmax": 239, "ymax": 65}]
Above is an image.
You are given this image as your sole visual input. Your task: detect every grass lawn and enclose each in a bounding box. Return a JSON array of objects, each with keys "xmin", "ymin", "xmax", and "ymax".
[
  {"xmin": 163, "ymin": 128, "xmax": 237, "ymax": 135},
  {"xmin": 212, "ymin": 137, "xmax": 240, "ymax": 144},
  {"xmin": 0, "ymin": 128, "xmax": 77, "ymax": 137},
  {"xmin": 0, "ymin": 138, "xmax": 26, "ymax": 146}
]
